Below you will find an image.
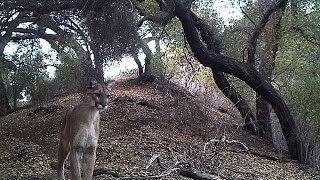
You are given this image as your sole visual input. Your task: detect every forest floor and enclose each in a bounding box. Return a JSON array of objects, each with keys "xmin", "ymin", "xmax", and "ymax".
[{"xmin": 0, "ymin": 79, "xmax": 319, "ymax": 180}]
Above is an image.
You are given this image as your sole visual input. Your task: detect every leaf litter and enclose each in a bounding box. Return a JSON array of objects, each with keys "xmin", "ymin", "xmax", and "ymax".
[{"xmin": 0, "ymin": 79, "xmax": 319, "ymax": 179}]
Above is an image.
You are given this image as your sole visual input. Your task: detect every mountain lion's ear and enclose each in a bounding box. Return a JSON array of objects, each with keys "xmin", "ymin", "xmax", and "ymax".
[
  {"xmin": 88, "ymin": 79, "xmax": 98, "ymax": 89},
  {"xmin": 106, "ymin": 80, "xmax": 115, "ymax": 91}
]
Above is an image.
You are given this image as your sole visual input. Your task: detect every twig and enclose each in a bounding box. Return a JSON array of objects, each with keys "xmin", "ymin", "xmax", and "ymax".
[
  {"xmin": 204, "ymin": 138, "xmax": 249, "ymax": 153},
  {"xmin": 143, "ymin": 146, "xmax": 222, "ymax": 180},
  {"xmin": 238, "ymin": 0, "xmax": 256, "ymax": 27}
]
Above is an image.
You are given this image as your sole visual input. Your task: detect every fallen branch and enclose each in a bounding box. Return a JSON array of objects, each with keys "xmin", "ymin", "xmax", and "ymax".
[
  {"xmin": 145, "ymin": 153, "xmax": 160, "ymax": 170},
  {"xmin": 204, "ymin": 137, "xmax": 249, "ymax": 153},
  {"xmin": 203, "ymin": 136, "xmax": 281, "ymax": 162},
  {"xmin": 144, "ymin": 148, "xmax": 221, "ymax": 180},
  {"xmin": 180, "ymin": 168, "xmax": 221, "ymax": 180}
]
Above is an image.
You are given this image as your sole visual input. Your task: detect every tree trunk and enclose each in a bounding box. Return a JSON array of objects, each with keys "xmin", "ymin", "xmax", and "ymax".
[
  {"xmin": 92, "ymin": 46, "xmax": 104, "ymax": 82},
  {"xmin": 13, "ymin": 83, "xmax": 18, "ymax": 109},
  {"xmin": 256, "ymin": 7, "xmax": 285, "ymax": 142},
  {"xmin": 95, "ymin": 58, "xmax": 104, "ymax": 82},
  {"xmin": 173, "ymin": 0, "xmax": 302, "ymax": 161},
  {"xmin": 150, "ymin": 38, "xmax": 164, "ymax": 77},
  {"xmin": 132, "ymin": 50, "xmax": 144, "ymax": 76},
  {"xmin": 191, "ymin": 10, "xmax": 259, "ymax": 135},
  {"xmin": 0, "ymin": 74, "xmax": 11, "ymax": 116},
  {"xmin": 82, "ymin": 56, "xmax": 95, "ymax": 87},
  {"xmin": 0, "ymin": 12, "xmax": 21, "ymax": 116},
  {"xmin": 256, "ymin": 96, "xmax": 272, "ymax": 140},
  {"xmin": 213, "ymin": 71, "xmax": 259, "ymax": 134}
]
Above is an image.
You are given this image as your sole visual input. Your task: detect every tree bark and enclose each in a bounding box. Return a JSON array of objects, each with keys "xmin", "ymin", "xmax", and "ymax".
[
  {"xmin": 92, "ymin": 45, "xmax": 105, "ymax": 82},
  {"xmin": 256, "ymin": 7, "xmax": 285, "ymax": 142},
  {"xmin": 150, "ymin": 37, "xmax": 164, "ymax": 77},
  {"xmin": 0, "ymin": 74, "xmax": 11, "ymax": 116},
  {"xmin": 256, "ymin": 96, "xmax": 272, "ymax": 139},
  {"xmin": 189, "ymin": 9, "xmax": 258, "ymax": 135},
  {"xmin": 0, "ymin": 12, "xmax": 23, "ymax": 116},
  {"xmin": 132, "ymin": 50, "xmax": 144, "ymax": 76},
  {"xmin": 213, "ymin": 71, "xmax": 259, "ymax": 134},
  {"xmin": 173, "ymin": 0, "xmax": 301, "ymax": 161}
]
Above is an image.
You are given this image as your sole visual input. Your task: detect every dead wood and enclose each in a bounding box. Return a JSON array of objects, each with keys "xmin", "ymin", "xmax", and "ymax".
[
  {"xmin": 204, "ymin": 137, "xmax": 249, "ymax": 153},
  {"xmin": 143, "ymin": 148, "xmax": 221, "ymax": 180},
  {"xmin": 179, "ymin": 168, "xmax": 221, "ymax": 180},
  {"xmin": 145, "ymin": 153, "xmax": 160, "ymax": 170},
  {"xmin": 204, "ymin": 137, "xmax": 282, "ymax": 162}
]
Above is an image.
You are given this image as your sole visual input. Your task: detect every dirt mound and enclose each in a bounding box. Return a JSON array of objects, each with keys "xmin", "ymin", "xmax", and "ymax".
[{"xmin": 0, "ymin": 79, "xmax": 318, "ymax": 179}]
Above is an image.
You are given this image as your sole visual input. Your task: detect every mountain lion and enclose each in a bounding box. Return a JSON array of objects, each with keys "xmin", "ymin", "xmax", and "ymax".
[{"xmin": 57, "ymin": 79, "xmax": 115, "ymax": 180}]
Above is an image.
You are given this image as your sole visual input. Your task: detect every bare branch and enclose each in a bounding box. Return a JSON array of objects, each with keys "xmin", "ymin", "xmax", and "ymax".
[
  {"xmin": 0, "ymin": 12, "xmax": 32, "ymax": 53},
  {"xmin": 204, "ymin": 137, "xmax": 249, "ymax": 153},
  {"xmin": 173, "ymin": 0, "xmax": 301, "ymax": 161},
  {"xmin": 179, "ymin": 168, "xmax": 221, "ymax": 180},
  {"xmin": 247, "ymin": 0, "xmax": 288, "ymax": 64},
  {"xmin": 238, "ymin": 0, "xmax": 256, "ymax": 27}
]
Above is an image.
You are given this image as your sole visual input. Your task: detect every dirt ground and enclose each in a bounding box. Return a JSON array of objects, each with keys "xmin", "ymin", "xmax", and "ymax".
[{"xmin": 0, "ymin": 79, "xmax": 319, "ymax": 179}]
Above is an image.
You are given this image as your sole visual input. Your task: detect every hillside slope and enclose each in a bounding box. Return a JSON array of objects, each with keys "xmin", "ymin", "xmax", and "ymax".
[{"xmin": 0, "ymin": 79, "xmax": 318, "ymax": 179}]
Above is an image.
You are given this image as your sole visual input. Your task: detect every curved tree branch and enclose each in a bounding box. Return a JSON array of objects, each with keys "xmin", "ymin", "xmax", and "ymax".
[
  {"xmin": 213, "ymin": 71, "xmax": 259, "ymax": 134},
  {"xmin": 173, "ymin": 0, "xmax": 301, "ymax": 161},
  {"xmin": 135, "ymin": 0, "xmax": 175, "ymax": 27},
  {"xmin": 189, "ymin": 11, "xmax": 258, "ymax": 135}
]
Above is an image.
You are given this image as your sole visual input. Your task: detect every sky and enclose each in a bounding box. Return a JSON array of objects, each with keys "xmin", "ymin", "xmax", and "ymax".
[{"xmin": 4, "ymin": 1, "xmax": 243, "ymax": 79}]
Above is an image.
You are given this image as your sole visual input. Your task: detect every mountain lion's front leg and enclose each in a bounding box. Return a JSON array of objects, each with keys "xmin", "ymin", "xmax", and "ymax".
[{"xmin": 82, "ymin": 146, "xmax": 97, "ymax": 180}]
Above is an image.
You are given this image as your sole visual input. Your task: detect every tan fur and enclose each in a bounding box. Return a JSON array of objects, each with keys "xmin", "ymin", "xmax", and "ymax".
[{"xmin": 57, "ymin": 80, "xmax": 115, "ymax": 180}]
